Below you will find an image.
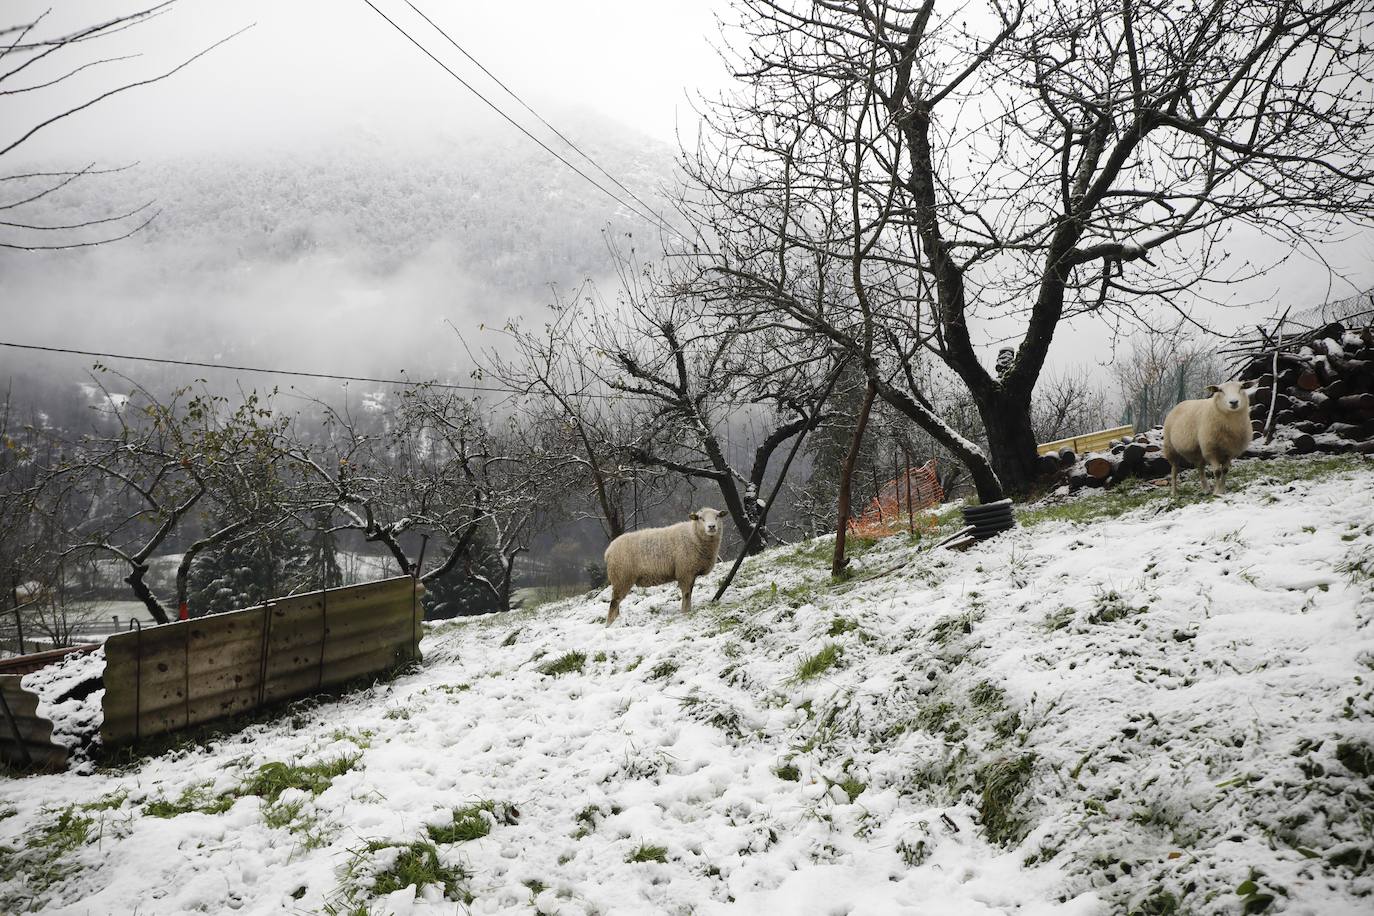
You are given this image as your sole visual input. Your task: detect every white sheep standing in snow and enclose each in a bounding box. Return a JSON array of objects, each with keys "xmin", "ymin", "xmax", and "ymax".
[
  {"xmin": 1162, "ymin": 380, "xmax": 1257, "ymax": 497},
  {"xmin": 603, "ymin": 508, "xmax": 725, "ymax": 626}
]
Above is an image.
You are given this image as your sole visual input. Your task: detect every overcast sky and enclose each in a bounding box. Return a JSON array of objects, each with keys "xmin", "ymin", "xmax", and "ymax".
[
  {"xmin": 4, "ymin": 0, "xmax": 1373, "ymax": 389},
  {"xmin": 8, "ymin": 0, "xmax": 727, "ymax": 159}
]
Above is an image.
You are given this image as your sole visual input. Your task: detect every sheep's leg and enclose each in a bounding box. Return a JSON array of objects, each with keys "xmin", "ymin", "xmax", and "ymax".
[
  {"xmin": 1198, "ymin": 463, "xmax": 1213, "ymax": 495},
  {"xmin": 679, "ymin": 578, "xmax": 694, "ymax": 615},
  {"xmin": 1213, "ymin": 461, "xmax": 1229, "ymax": 495},
  {"xmin": 606, "ymin": 583, "xmax": 628, "ymax": 626},
  {"xmin": 1169, "ymin": 463, "xmax": 1179, "ymax": 499}
]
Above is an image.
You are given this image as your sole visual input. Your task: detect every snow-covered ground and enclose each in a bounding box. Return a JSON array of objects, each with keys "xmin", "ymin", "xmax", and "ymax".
[{"xmin": 1, "ymin": 456, "xmax": 1371, "ymax": 915}]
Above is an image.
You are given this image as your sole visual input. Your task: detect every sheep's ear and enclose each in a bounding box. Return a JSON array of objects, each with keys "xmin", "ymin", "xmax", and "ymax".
[
  {"xmin": 689, "ymin": 512, "xmax": 699, "ymax": 521},
  {"xmin": 1242, "ymin": 380, "xmax": 1259, "ymax": 392},
  {"xmin": 1205, "ymin": 385, "xmax": 1221, "ymax": 395}
]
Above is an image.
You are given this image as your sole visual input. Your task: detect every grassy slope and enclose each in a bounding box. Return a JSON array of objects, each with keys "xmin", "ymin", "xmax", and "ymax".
[{"xmin": 0, "ymin": 454, "xmax": 1370, "ymax": 916}]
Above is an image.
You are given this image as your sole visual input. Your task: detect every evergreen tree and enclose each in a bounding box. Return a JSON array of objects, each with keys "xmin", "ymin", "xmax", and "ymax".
[{"xmin": 187, "ymin": 524, "xmax": 311, "ymax": 616}]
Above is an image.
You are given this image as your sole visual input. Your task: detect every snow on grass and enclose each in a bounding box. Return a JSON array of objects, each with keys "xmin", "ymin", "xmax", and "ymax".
[{"xmin": 0, "ymin": 455, "xmax": 1370, "ymax": 915}]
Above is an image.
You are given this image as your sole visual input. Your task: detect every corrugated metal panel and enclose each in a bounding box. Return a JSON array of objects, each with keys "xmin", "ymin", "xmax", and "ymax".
[{"xmin": 0, "ymin": 675, "xmax": 68, "ymax": 770}]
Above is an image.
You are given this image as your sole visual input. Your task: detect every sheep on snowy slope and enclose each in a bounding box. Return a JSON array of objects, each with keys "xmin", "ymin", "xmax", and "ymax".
[
  {"xmin": 1163, "ymin": 380, "xmax": 1257, "ymax": 497},
  {"xmin": 603, "ymin": 508, "xmax": 725, "ymax": 626}
]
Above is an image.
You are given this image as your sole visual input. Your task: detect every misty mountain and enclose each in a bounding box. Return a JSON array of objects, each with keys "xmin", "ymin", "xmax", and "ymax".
[{"xmin": 2, "ymin": 122, "xmax": 678, "ymax": 379}]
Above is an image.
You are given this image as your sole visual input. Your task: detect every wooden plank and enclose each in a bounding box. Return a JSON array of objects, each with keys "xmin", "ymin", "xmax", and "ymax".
[{"xmin": 1037, "ymin": 424, "xmax": 1136, "ymax": 456}]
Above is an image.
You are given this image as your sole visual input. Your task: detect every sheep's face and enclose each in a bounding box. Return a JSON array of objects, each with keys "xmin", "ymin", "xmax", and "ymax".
[
  {"xmin": 1205, "ymin": 380, "xmax": 1255, "ymax": 414},
  {"xmin": 689, "ymin": 508, "xmax": 724, "ymax": 537}
]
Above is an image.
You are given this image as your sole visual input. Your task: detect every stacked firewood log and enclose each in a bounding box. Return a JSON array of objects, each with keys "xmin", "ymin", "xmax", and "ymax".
[
  {"xmin": 1049, "ymin": 428, "xmax": 1173, "ymax": 490},
  {"xmin": 1046, "ymin": 313, "xmax": 1374, "ymax": 491},
  {"xmin": 1231, "ymin": 318, "xmax": 1374, "ymax": 456}
]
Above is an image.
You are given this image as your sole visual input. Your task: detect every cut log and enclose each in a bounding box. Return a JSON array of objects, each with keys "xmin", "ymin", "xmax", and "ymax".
[
  {"xmin": 1317, "ymin": 321, "xmax": 1346, "ymax": 342},
  {"xmin": 1338, "ymin": 392, "xmax": 1374, "ymax": 420},
  {"xmin": 1084, "ymin": 454, "xmax": 1116, "ymax": 480},
  {"xmin": 1037, "ymin": 453, "xmax": 1061, "ymax": 478},
  {"xmin": 1143, "ymin": 455, "xmax": 1172, "ymax": 478},
  {"xmin": 1058, "ymin": 446, "xmax": 1076, "ymax": 467},
  {"xmin": 1290, "ymin": 433, "xmax": 1317, "ymax": 454},
  {"xmin": 1123, "ymin": 442, "xmax": 1147, "ymax": 466},
  {"xmin": 1296, "ymin": 369, "xmax": 1320, "ymax": 391},
  {"xmin": 1321, "ymin": 378, "xmax": 1350, "ymax": 399},
  {"xmin": 1327, "ymin": 421, "xmax": 1374, "ymax": 441}
]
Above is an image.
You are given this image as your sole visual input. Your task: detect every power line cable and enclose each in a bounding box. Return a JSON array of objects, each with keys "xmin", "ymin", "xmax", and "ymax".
[
  {"xmin": 402, "ymin": 0, "xmax": 693, "ymax": 244},
  {"xmin": 359, "ymin": 0, "xmax": 687, "ymax": 243},
  {"xmin": 0, "ymin": 339, "xmax": 765, "ymax": 407}
]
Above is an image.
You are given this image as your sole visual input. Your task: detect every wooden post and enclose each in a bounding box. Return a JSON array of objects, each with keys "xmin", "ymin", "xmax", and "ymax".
[
  {"xmin": 833, "ymin": 381, "xmax": 876, "ymax": 579},
  {"xmin": 904, "ymin": 447, "xmax": 915, "ymax": 535}
]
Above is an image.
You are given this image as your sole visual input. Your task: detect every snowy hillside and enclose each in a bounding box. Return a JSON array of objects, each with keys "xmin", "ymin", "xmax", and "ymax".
[{"xmin": 1, "ymin": 456, "xmax": 1371, "ymax": 915}]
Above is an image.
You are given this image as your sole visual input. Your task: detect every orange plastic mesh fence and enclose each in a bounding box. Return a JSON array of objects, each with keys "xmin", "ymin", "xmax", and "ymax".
[{"xmin": 850, "ymin": 459, "xmax": 945, "ymax": 538}]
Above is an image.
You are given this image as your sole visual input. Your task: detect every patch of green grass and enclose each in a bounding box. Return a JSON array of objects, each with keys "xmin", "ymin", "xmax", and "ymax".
[
  {"xmin": 977, "ymin": 754, "xmax": 1036, "ymax": 846},
  {"xmin": 827, "ymin": 616, "xmax": 859, "ymax": 636},
  {"xmin": 896, "ymin": 836, "xmax": 929, "ymax": 867},
  {"xmin": 501, "ymin": 629, "xmax": 520, "ymax": 647},
  {"xmin": 572, "ymin": 805, "xmax": 601, "ymax": 838},
  {"xmin": 626, "ymin": 843, "xmax": 669, "ymax": 864},
  {"xmin": 793, "ymin": 643, "xmax": 843, "ymax": 681},
  {"xmin": 0, "ymin": 805, "xmax": 97, "ymax": 902},
  {"xmin": 593, "ymin": 650, "xmax": 608, "ymax": 662},
  {"xmin": 145, "ymin": 783, "xmax": 235, "ymax": 819},
  {"xmin": 1232, "ymin": 453, "xmax": 1367, "ymax": 487},
  {"xmin": 1043, "ymin": 606, "xmax": 1076, "ymax": 631},
  {"xmin": 428, "ymin": 801, "xmax": 517, "ymax": 844},
  {"xmin": 1088, "ymin": 589, "xmax": 1147, "ymax": 625},
  {"xmin": 646, "ymin": 660, "xmax": 678, "ymax": 681},
  {"xmin": 1018, "ymin": 477, "xmax": 1164, "ymax": 528},
  {"xmin": 680, "ymin": 693, "xmax": 746, "ymax": 738},
  {"xmin": 384, "ymin": 707, "xmax": 411, "ymax": 720},
  {"xmin": 836, "ymin": 775, "xmax": 866, "ymax": 802},
  {"xmin": 915, "ymin": 701, "xmax": 967, "ymax": 742},
  {"xmin": 969, "ymin": 681, "xmax": 1006, "ymax": 710},
  {"xmin": 79, "ymin": 790, "xmax": 129, "ymax": 812},
  {"xmin": 362, "ymin": 840, "xmax": 472, "ymax": 903},
  {"xmin": 929, "ymin": 610, "xmax": 980, "ymax": 645},
  {"xmin": 242, "ymin": 754, "xmax": 361, "ymax": 804},
  {"xmin": 538, "ymin": 651, "xmax": 586, "ymax": 676},
  {"xmin": 1338, "ymin": 546, "xmax": 1373, "ymax": 586},
  {"xmin": 330, "ymin": 727, "xmax": 377, "ymax": 747},
  {"xmin": 774, "ymin": 762, "xmax": 800, "ymax": 782}
]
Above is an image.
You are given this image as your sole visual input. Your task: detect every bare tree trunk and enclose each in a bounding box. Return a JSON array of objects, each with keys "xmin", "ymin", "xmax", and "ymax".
[
  {"xmin": 125, "ymin": 563, "xmax": 170, "ymax": 625},
  {"xmin": 833, "ymin": 381, "xmax": 876, "ymax": 578}
]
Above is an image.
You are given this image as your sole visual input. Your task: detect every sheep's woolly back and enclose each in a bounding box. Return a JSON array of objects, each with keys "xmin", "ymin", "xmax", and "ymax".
[
  {"xmin": 1163, "ymin": 386, "xmax": 1251, "ymax": 466},
  {"xmin": 605, "ymin": 519, "xmax": 723, "ymax": 590}
]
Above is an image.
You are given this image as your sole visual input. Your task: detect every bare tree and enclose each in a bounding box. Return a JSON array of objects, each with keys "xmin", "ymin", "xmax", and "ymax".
[
  {"xmin": 582, "ymin": 256, "xmax": 838, "ymax": 551},
  {"xmin": 1, "ymin": 2, "xmax": 248, "ymax": 250},
  {"xmin": 19, "ymin": 377, "xmax": 303, "ymax": 624},
  {"xmin": 1112, "ymin": 328, "xmax": 1224, "ymax": 430},
  {"xmin": 687, "ymin": 0, "xmax": 1374, "ymax": 497},
  {"xmin": 1032, "ymin": 368, "xmax": 1116, "ymax": 443}
]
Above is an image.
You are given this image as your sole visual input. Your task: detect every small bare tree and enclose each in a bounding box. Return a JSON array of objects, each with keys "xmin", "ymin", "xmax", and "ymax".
[{"xmin": 1, "ymin": 2, "xmax": 248, "ymax": 250}]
